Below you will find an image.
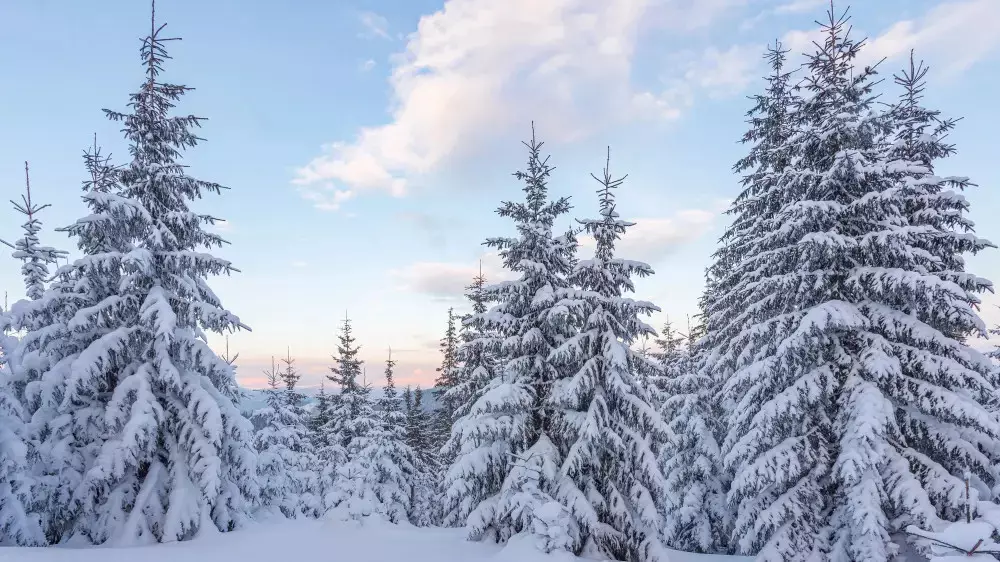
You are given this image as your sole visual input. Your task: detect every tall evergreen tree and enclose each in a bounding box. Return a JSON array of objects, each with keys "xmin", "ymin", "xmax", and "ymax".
[
  {"xmin": 717, "ymin": 7, "xmax": 999, "ymax": 561},
  {"xmin": 347, "ymin": 350, "xmax": 417, "ymax": 523},
  {"xmin": 252, "ymin": 351, "xmax": 318, "ymax": 519},
  {"xmin": 548, "ymin": 150, "xmax": 666, "ymax": 561},
  {"xmin": 309, "ymin": 383, "xmax": 333, "ymax": 446},
  {"xmin": 445, "ymin": 125, "xmax": 578, "ymax": 551},
  {"xmin": 687, "ymin": 46, "xmax": 799, "ymax": 558},
  {"xmin": 658, "ymin": 321, "xmax": 729, "ymax": 554},
  {"xmin": 323, "ymin": 317, "xmax": 368, "ymax": 452},
  {"xmin": 252, "ymin": 358, "xmax": 289, "ymax": 514},
  {"xmin": 2, "ymin": 162, "xmax": 65, "ymax": 302},
  {"xmin": 440, "ymin": 268, "xmax": 499, "ymax": 526},
  {"xmin": 322, "ymin": 317, "xmax": 381, "ymax": 520},
  {"xmin": 0, "ymin": 316, "xmax": 45, "ymax": 545},
  {"xmin": 13, "ymin": 7, "xmax": 259, "ymax": 543},
  {"xmin": 4, "ymin": 137, "xmax": 126, "ymax": 543},
  {"xmin": 404, "ymin": 384, "xmax": 439, "ymax": 526},
  {"xmin": 433, "ymin": 308, "xmax": 460, "ymax": 450},
  {"xmin": 703, "ymin": 39, "xmax": 797, "ymax": 383}
]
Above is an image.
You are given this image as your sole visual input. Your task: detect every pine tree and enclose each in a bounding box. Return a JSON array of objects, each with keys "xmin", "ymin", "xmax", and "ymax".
[
  {"xmin": 349, "ymin": 350, "xmax": 417, "ymax": 523},
  {"xmin": 3, "ymin": 136, "xmax": 127, "ymax": 543},
  {"xmin": 0, "ymin": 314, "xmax": 45, "ymax": 545},
  {"xmin": 883, "ymin": 50, "xmax": 993, "ymax": 339},
  {"xmin": 433, "ymin": 308, "xmax": 460, "ymax": 453},
  {"xmin": 323, "ymin": 317, "xmax": 368, "ymax": 452},
  {"xmin": 379, "ymin": 348, "xmax": 402, "ymax": 414},
  {"xmin": 252, "ymin": 351, "xmax": 318, "ymax": 519},
  {"xmin": 252, "ymin": 358, "xmax": 291, "ymax": 515},
  {"xmin": 717, "ymin": 7, "xmax": 999, "ymax": 561},
  {"xmin": 704, "ymin": 39, "xmax": 797, "ymax": 383},
  {"xmin": 440, "ymin": 267, "xmax": 499, "ymax": 526},
  {"xmin": 322, "ymin": 317, "xmax": 383, "ymax": 520},
  {"xmin": 546, "ymin": 149, "xmax": 666, "ymax": 561},
  {"xmin": 689, "ymin": 45, "xmax": 798, "ymax": 559},
  {"xmin": 658, "ymin": 321, "xmax": 729, "ymax": 554},
  {"xmin": 17, "ymin": 7, "xmax": 259, "ymax": 543},
  {"xmin": 309, "ymin": 383, "xmax": 333, "ymax": 446},
  {"xmin": 2, "ymin": 162, "xmax": 65, "ymax": 302},
  {"xmin": 445, "ymin": 125, "xmax": 578, "ymax": 550},
  {"xmin": 404, "ymin": 384, "xmax": 439, "ymax": 526}
]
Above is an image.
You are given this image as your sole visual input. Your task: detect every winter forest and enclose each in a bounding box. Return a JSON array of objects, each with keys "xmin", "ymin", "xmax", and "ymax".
[{"xmin": 2, "ymin": 1, "xmax": 999, "ymax": 561}]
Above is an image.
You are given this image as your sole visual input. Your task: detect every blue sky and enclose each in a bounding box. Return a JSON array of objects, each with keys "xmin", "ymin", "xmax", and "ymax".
[{"xmin": 1, "ymin": 0, "xmax": 998, "ymax": 389}]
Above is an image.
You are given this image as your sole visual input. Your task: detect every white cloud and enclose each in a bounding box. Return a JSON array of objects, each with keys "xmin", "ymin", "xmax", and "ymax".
[
  {"xmin": 359, "ymin": 11, "xmax": 391, "ymax": 40},
  {"xmin": 862, "ymin": 0, "xmax": 1000, "ymax": 74},
  {"xmin": 211, "ymin": 219, "xmax": 233, "ymax": 233},
  {"xmin": 360, "ymin": 59, "xmax": 377, "ymax": 72},
  {"xmin": 774, "ymin": 0, "xmax": 826, "ymax": 15},
  {"xmin": 578, "ymin": 209, "xmax": 718, "ymax": 263},
  {"xmin": 781, "ymin": 0, "xmax": 1000, "ymax": 73},
  {"xmin": 391, "ymin": 252, "xmax": 513, "ymax": 299},
  {"xmin": 299, "ymin": 186, "xmax": 355, "ymax": 211},
  {"xmin": 632, "ymin": 43, "xmax": 762, "ymax": 119},
  {"xmin": 294, "ymin": 0, "xmax": 755, "ymax": 209},
  {"xmin": 681, "ymin": 44, "xmax": 761, "ymax": 97}
]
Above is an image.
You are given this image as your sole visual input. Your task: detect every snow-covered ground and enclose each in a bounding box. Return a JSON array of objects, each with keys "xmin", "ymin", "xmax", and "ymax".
[{"xmin": 0, "ymin": 518, "xmax": 751, "ymax": 562}]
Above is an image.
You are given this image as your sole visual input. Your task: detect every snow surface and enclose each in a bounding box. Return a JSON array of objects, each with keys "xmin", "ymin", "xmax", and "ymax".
[{"xmin": 0, "ymin": 518, "xmax": 752, "ymax": 562}]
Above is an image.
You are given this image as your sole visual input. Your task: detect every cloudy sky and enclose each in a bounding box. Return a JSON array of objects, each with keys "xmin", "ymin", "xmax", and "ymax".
[{"xmin": 1, "ymin": 0, "xmax": 999, "ymax": 389}]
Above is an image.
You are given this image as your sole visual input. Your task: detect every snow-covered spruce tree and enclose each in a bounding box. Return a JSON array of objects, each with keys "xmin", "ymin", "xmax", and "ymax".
[
  {"xmin": 651, "ymin": 320, "xmax": 683, "ymax": 378},
  {"xmin": 717, "ymin": 11, "xmax": 880, "ymax": 559},
  {"xmin": 279, "ymin": 350, "xmax": 321, "ymax": 517},
  {"xmin": 703, "ymin": 39, "xmax": 797, "ymax": 386},
  {"xmin": 440, "ymin": 267, "xmax": 500, "ymax": 527},
  {"xmin": 547, "ymin": 150, "xmax": 667, "ymax": 562},
  {"xmin": 349, "ymin": 349, "xmax": 417, "ymax": 524},
  {"xmin": 23, "ymin": 10, "xmax": 258, "ymax": 543},
  {"xmin": 0, "ymin": 315, "xmax": 45, "ymax": 545},
  {"xmin": 698, "ymin": 36, "xmax": 807, "ymax": 561},
  {"xmin": 309, "ymin": 382, "xmax": 333, "ymax": 446},
  {"xmin": 322, "ymin": 317, "xmax": 381, "ymax": 520},
  {"xmin": 251, "ymin": 352, "xmax": 317, "ymax": 519},
  {"xmin": 251, "ymin": 358, "xmax": 290, "ymax": 515},
  {"xmin": 444, "ymin": 125, "xmax": 578, "ymax": 551},
  {"xmin": 433, "ymin": 308, "xmax": 460, "ymax": 453},
  {"xmin": 658, "ymin": 318, "xmax": 729, "ymax": 554},
  {"xmin": 1, "ymin": 162, "xmax": 66, "ymax": 302},
  {"xmin": 883, "ymin": 50, "xmax": 993, "ymax": 342},
  {"xmin": 405, "ymin": 385, "xmax": 439, "ymax": 526},
  {"xmin": 718, "ymin": 8, "xmax": 999, "ymax": 561},
  {"xmin": 2, "ymin": 162, "xmax": 66, "ymax": 472},
  {"xmin": 5, "ymin": 137, "xmax": 127, "ymax": 544}
]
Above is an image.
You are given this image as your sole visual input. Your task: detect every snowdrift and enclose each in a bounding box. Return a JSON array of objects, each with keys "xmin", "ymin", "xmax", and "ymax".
[{"xmin": 0, "ymin": 517, "xmax": 752, "ymax": 562}]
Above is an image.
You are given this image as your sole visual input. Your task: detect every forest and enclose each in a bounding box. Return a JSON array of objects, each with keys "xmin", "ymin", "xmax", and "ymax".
[{"xmin": 1, "ymin": 1, "xmax": 997, "ymax": 562}]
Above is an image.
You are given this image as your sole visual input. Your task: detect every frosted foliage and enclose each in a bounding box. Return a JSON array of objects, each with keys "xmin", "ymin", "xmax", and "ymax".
[
  {"xmin": 547, "ymin": 154, "xmax": 668, "ymax": 562},
  {"xmin": 325, "ymin": 399, "xmax": 408, "ymax": 523},
  {"xmin": 3, "ymin": 164, "xmax": 65, "ymax": 303},
  {"xmin": 444, "ymin": 127, "xmax": 577, "ymax": 550},
  {"xmin": 658, "ymin": 341, "xmax": 729, "ymax": 555},
  {"xmin": 8, "ymin": 21, "xmax": 258, "ymax": 545},
  {"xmin": 405, "ymin": 387, "xmax": 441, "ymax": 527},
  {"xmin": 322, "ymin": 320, "xmax": 415, "ymax": 524},
  {"xmin": 371, "ymin": 354, "xmax": 418, "ymax": 523},
  {"xmin": 435, "ymin": 308, "xmax": 461, "ymax": 451},
  {"xmin": 440, "ymin": 270, "xmax": 499, "ymax": 527},
  {"xmin": 709, "ymin": 11, "xmax": 997, "ymax": 562},
  {"xmin": 0, "ymin": 327, "xmax": 45, "ymax": 546},
  {"xmin": 251, "ymin": 362, "xmax": 319, "ymax": 519}
]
